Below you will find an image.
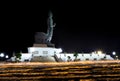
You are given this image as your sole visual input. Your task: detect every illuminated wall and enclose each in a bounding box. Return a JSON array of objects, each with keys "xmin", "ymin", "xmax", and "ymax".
[
  {"xmin": 28, "ymin": 47, "xmax": 62, "ymax": 57},
  {"xmin": 56, "ymin": 53, "xmax": 114, "ymax": 61}
]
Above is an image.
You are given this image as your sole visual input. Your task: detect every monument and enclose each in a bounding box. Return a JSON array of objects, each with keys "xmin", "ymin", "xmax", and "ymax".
[
  {"xmin": 34, "ymin": 11, "xmax": 56, "ymax": 47},
  {"xmin": 28, "ymin": 11, "xmax": 62, "ymax": 62},
  {"xmin": 10, "ymin": 11, "xmax": 114, "ymax": 62}
]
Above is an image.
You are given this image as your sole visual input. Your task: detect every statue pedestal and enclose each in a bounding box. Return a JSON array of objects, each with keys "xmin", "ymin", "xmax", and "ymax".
[
  {"xmin": 47, "ymin": 43, "xmax": 55, "ymax": 47},
  {"xmin": 33, "ymin": 43, "xmax": 55, "ymax": 47},
  {"xmin": 33, "ymin": 44, "xmax": 47, "ymax": 47},
  {"xmin": 28, "ymin": 43, "xmax": 61, "ymax": 62}
]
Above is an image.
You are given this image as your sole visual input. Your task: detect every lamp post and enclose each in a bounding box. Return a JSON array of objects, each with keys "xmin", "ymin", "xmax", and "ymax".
[
  {"xmin": 0, "ymin": 53, "xmax": 5, "ymax": 57},
  {"xmin": 112, "ymin": 51, "xmax": 116, "ymax": 55},
  {"xmin": 5, "ymin": 55, "xmax": 9, "ymax": 59},
  {"xmin": 116, "ymin": 56, "xmax": 118, "ymax": 60},
  {"xmin": 0, "ymin": 53, "xmax": 5, "ymax": 61},
  {"xmin": 112, "ymin": 51, "xmax": 116, "ymax": 60}
]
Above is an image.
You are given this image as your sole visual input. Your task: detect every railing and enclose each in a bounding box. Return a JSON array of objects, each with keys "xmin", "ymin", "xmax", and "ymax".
[{"xmin": 0, "ymin": 60, "xmax": 120, "ymax": 81}]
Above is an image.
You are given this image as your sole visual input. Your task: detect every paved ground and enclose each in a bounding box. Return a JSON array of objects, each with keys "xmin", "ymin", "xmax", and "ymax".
[{"xmin": 0, "ymin": 60, "xmax": 120, "ymax": 81}]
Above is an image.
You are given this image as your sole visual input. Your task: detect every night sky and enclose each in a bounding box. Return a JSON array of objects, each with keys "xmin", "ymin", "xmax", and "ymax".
[{"xmin": 0, "ymin": 1, "xmax": 120, "ymax": 57}]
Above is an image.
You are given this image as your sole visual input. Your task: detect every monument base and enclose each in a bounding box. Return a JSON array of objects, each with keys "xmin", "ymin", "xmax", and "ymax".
[
  {"xmin": 30, "ymin": 56, "xmax": 56, "ymax": 62},
  {"xmin": 33, "ymin": 44, "xmax": 47, "ymax": 47},
  {"xmin": 33, "ymin": 43, "xmax": 55, "ymax": 47}
]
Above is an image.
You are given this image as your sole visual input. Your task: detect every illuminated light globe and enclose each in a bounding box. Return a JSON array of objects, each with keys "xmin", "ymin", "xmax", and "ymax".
[
  {"xmin": 5, "ymin": 55, "xmax": 9, "ymax": 58},
  {"xmin": 112, "ymin": 51, "xmax": 116, "ymax": 55},
  {"xmin": 97, "ymin": 51, "xmax": 102, "ymax": 54},
  {"xmin": 0, "ymin": 53, "xmax": 5, "ymax": 57}
]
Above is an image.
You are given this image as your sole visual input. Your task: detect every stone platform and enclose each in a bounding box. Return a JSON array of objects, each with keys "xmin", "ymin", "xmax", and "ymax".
[{"xmin": 30, "ymin": 56, "xmax": 56, "ymax": 62}]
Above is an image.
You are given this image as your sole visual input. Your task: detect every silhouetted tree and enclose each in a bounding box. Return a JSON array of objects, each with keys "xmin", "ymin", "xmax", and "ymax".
[
  {"xmin": 15, "ymin": 53, "xmax": 21, "ymax": 62},
  {"xmin": 67, "ymin": 56, "xmax": 72, "ymax": 62},
  {"xmin": 73, "ymin": 52, "xmax": 79, "ymax": 61}
]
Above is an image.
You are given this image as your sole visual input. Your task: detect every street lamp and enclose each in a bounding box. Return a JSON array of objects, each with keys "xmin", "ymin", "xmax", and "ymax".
[
  {"xmin": 0, "ymin": 53, "xmax": 5, "ymax": 57},
  {"xmin": 116, "ymin": 56, "xmax": 118, "ymax": 60},
  {"xmin": 112, "ymin": 51, "xmax": 116, "ymax": 60},
  {"xmin": 112, "ymin": 51, "xmax": 116, "ymax": 55},
  {"xmin": 0, "ymin": 53, "xmax": 5, "ymax": 61},
  {"xmin": 5, "ymin": 55, "xmax": 9, "ymax": 59}
]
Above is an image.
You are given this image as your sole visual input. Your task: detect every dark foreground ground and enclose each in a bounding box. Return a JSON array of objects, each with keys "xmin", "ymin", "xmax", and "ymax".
[{"xmin": 0, "ymin": 60, "xmax": 120, "ymax": 81}]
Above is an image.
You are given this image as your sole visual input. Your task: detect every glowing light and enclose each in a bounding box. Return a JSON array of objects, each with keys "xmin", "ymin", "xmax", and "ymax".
[
  {"xmin": 5, "ymin": 55, "xmax": 9, "ymax": 58},
  {"xmin": 0, "ymin": 53, "xmax": 4, "ymax": 57},
  {"xmin": 97, "ymin": 51, "xmax": 102, "ymax": 54},
  {"xmin": 91, "ymin": 52, "xmax": 95, "ymax": 54},
  {"xmin": 112, "ymin": 51, "xmax": 116, "ymax": 55}
]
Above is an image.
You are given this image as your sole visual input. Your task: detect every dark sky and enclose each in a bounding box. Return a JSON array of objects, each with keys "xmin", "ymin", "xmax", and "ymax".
[{"xmin": 0, "ymin": 1, "xmax": 120, "ymax": 56}]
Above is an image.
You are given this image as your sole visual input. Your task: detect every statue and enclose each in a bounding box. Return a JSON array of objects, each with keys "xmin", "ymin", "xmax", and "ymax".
[{"xmin": 34, "ymin": 11, "xmax": 56, "ymax": 45}]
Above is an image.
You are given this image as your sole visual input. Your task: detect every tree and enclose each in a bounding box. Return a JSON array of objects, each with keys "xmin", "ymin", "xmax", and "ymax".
[
  {"xmin": 73, "ymin": 52, "xmax": 79, "ymax": 61},
  {"xmin": 67, "ymin": 56, "xmax": 72, "ymax": 62},
  {"xmin": 15, "ymin": 53, "xmax": 22, "ymax": 62}
]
